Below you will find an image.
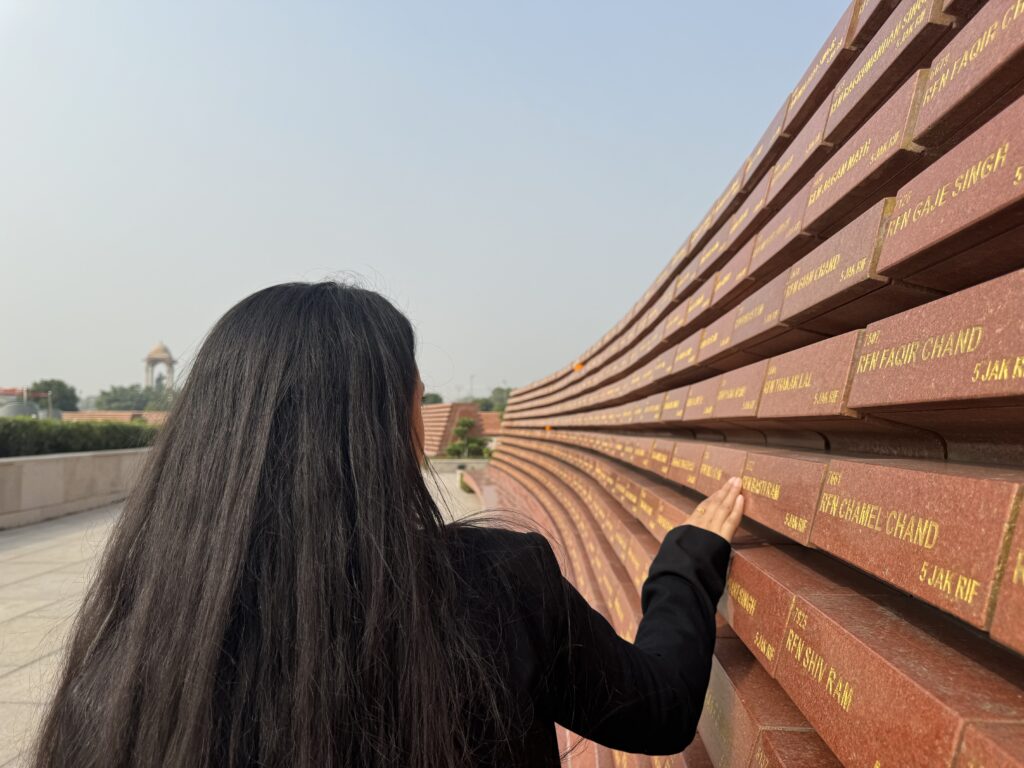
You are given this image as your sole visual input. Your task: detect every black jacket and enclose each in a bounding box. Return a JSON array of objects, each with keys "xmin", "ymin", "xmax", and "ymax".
[{"xmin": 448, "ymin": 523, "xmax": 731, "ymax": 766}]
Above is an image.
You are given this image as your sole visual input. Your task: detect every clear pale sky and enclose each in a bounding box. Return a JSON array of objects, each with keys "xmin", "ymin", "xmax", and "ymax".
[{"xmin": 1, "ymin": 1, "xmax": 845, "ymax": 401}]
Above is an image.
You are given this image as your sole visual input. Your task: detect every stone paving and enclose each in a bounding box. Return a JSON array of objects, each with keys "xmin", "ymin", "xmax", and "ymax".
[{"xmin": 0, "ymin": 470, "xmax": 483, "ymax": 767}]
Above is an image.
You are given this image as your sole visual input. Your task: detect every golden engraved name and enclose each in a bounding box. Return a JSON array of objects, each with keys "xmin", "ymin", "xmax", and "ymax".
[
  {"xmin": 763, "ymin": 371, "xmax": 813, "ymax": 394},
  {"xmin": 924, "ymin": 1, "xmax": 1024, "ymax": 108},
  {"xmin": 856, "ymin": 325, "xmax": 984, "ymax": 373},
  {"xmin": 808, "ymin": 138, "xmax": 872, "ymax": 207},
  {"xmin": 718, "ymin": 385, "xmax": 747, "ymax": 401},
  {"xmin": 886, "ymin": 142, "xmax": 1010, "ymax": 236},
  {"xmin": 753, "ymin": 214, "xmax": 796, "ymax": 260},
  {"xmin": 727, "ymin": 577, "xmax": 757, "ymax": 616},
  {"xmin": 820, "ymin": 491, "xmax": 940, "ymax": 549},
  {"xmin": 736, "ymin": 303, "xmax": 765, "ymax": 328},
  {"xmin": 676, "ymin": 346, "xmax": 695, "ymax": 364},
  {"xmin": 792, "ymin": 31, "xmax": 843, "ymax": 109},
  {"xmin": 686, "ymin": 394, "xmax": 704, "ymax": 408},
  {"xmin": 784, "ymin": 627, "xmax": 854, "ymax": 712},
  {"xmin": 830, "ymin": 0, "xmax": 929, "ymax": 116},
  {"xmin": 786, "ymin": 253, "xmax": 841, "ymax": 299},
  {"xmin": 743, "ymin": 475, "xmax": 781, "ymax": 501},
  {"xmin": 672, "ymin": 456, "xmax": 696, "ymax": 471},
  {"xmin": 700, "ymin": 463, "xmax": 722, "ymax": 481}
]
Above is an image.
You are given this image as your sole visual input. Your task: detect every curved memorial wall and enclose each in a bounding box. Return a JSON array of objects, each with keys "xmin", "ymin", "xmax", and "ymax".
[{"xmin": 481, "ymin": 1, "xmax": 1024, "ymax": 765}]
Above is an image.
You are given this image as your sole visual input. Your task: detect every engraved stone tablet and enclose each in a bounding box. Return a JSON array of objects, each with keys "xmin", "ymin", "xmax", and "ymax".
[
  {"xmin": 916, "ymin": 0, "xmax": 1024, "ymax": 147},
  {"xmin": 741, "ymin": 451, "xmax": 830, "ymax": 544},
  {"xmin": 758, "ymin": 332, "xmax": 861, "ymax": 419},
  {"xmin": 774, "ymin": 591, "xmax": 1024, "ymax": 768},
  {"xmin": 825, "ymin": 0, "xmax": 954, "ymax": 145},
  {"xmin": 880, "ymin": 90, "xmax": 1024, "ymax": 289},
  {"xmin": 848, "ymin": 269, "xmax": 1024, "ymax": 411},
  {"xmin": 805, "ymin": 70, "xmax": 928, "ymax": 233},
  {"xmin": 809, "ymin": 457, "xmax": 1024, "ymax": 626}
]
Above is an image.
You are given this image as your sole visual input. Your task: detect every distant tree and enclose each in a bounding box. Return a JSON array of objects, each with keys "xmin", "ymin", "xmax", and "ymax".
[
  {"xmin": 30, "ymin": 379, "xmax": 79, "ymax": 411},
  {"xmin": 459, "ymin": 387, "xmax": 510, "ymax": 413},
  {"xmin": 422, "ymin": 392, "xmax": 443, "ymax": 405},
  {"xmin": 96, "ymin": 385, "xmax": 149, "ymax": 411},
  {"xmin": 95, "ymin": 385, "xmax": 176, "ymax": 411},
  {"xmin": 489, "ymin": 387, "xmax": 511, "ymax": 412},
  {"xmin": 446, "ymin": 417, "xmax": 487, "ymax": 458}
]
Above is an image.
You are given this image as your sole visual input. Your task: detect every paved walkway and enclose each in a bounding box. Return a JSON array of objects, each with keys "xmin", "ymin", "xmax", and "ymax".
[{"xmin": 0, "ymin": 471, "xmax": 483, "ymax": 766}]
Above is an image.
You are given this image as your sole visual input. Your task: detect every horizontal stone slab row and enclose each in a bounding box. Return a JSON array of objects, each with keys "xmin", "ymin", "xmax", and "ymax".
[
  {"xmin": 495, "ymin": 431, "xmax": 1024, "ymax": 653},
  {"xmin": 484, "ymin": 441, "xmax": 1024, "ymax": 767},
  {"xmin": 508, "ymin": 270, "xmax": 1024, "ymax": 460}
]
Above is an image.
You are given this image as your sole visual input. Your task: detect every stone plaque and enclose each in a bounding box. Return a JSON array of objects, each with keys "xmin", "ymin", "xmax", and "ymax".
[
  {"xmin": 748, "ymin": 183, "xmax": 818, "ymax": 280},
  {"xmin": 731, "ymin": 276, "xmax": 786, "ymax": 351},
  {"xmin": 692, "ymin": 163, "xmax": 748, "ymax": 250},
  {"xmin": 682, "ymin": 376, "xmax": 722, "ymax": 424},
  {"xmin": 774, "ymin": 591, "xmax": 1024, "ymax": 768},
  {"xmin": 990, "ymin": 514, "xmax": 1024, "ymax": 654},
  {"xmin": 825, "ymin": 0, "xmax": 954, "ymax": 145},
  {"xmin": 670, "ymin": 330, "xmax": 704, "ymax": 382},
  {"xmin": 668, "ymin": 439, "xmax": 705, "ymax": 490},
  {"xmin": 786, "ymin": 2, "xmax": 860, "ymax": 133},
  {"xmin": 781, "ymin": 199, "xmax": 890, "ymax": 326},
  {"xmin": 684, "ymin": 277, "xmax": 717, "ymax": 329},
  {"xmin": 647, "ymin": 439, "xmax": 675, "ymax": 479},
  {"xmin": 916, "ymin": 0, "xmax": 1024, "ymax": 147},
  {"xmin": 770, "ymin": 99, "xmax": 834, "ymax": 210},
  {"xmin": 805, "ymin": 69, "xmax": 928, "ymax": 233},
  {"xmin": 741, "ymin": 451, "xmax": 830, "ymax": 544},
  {"xmin": 809, "ymin": 457, "xmax": 1024, "ymax": 626},
  {"xmin": 850, "ymin": 0, "xmax": 903, "ymax": 48},
  {"xmin": 880, "ymin": 91, "xmax": 1024, "ymax": 288},
  {"xmin": 661, "ymin": 385, "xmax": 689, "ymax": 423},
  {"xmin": 695, "ymin": 444, "xmax": 749, "ymax": 497},
  {"xmin": 744, "ymin": 99, "xmax": 792, "ymax": 190},
  {"xmin": 710, "ymin": 244, "xmax": 754, "ymax": 309},
  {"xmin": 721, "ymin": 170, "xmax": 773, "ymax": 257},
  {"xmin": 848, "ymin": 269, "xmax": 1024, "ymax": 411},
  {"xmin": 758, "ymin": 332, "xmax": 861, "ymax": 419},
  {"xmin": 714, "ymin": 360, "xmax": 770, "ymax": 421}
]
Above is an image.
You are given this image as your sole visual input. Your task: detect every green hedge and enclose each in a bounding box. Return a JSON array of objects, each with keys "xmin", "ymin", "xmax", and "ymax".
[{"xmin": 0, "ymin": 417, "xmax": 158, "ymax": 458}]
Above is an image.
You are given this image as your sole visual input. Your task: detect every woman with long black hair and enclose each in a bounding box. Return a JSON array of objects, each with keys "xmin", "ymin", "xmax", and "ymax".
[{"xmin": 32, "ymin": 281, "xmax": 743, "ymax": 768}]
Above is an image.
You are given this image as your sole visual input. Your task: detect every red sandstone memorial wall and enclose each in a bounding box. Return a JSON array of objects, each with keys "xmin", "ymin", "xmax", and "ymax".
[
  {"xmin": 478, "ymin": 1, "xmax": 1024, "ymax": 765},
  {"xmin": 421, "ymin": 402, "xmax": 482, "ymax": 457}
]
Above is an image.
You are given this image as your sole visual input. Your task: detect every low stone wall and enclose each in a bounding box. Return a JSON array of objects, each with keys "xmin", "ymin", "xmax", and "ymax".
[{"xmin": 0, "ymin": 448, "xmax": 148, "ymax": 530}]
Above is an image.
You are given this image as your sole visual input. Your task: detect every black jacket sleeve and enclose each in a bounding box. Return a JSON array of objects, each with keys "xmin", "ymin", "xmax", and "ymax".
[{"xmin": 529, "ymin": 525, "xmax": 731, "ymax": 755}]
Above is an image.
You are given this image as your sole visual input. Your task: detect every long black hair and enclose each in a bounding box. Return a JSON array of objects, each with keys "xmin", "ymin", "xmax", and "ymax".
[{"xmin": 33, "ymin": 282, "xmax": 511, "ymax": 767}]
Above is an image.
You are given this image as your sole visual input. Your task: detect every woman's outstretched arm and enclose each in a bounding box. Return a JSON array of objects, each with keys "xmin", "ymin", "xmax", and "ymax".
[{"xmin": 533, "ymin": 478, "xmax": 744, "ymax": 755}]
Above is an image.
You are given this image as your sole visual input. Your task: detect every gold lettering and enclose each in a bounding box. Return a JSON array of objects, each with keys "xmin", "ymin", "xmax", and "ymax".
[
  {"xmin": 727, "ymin": 578, "xmax": 757, "ymax": 616},
  {"xmin": 743, "ymin": 475, "xmax": 782, "ymax": 501}
]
